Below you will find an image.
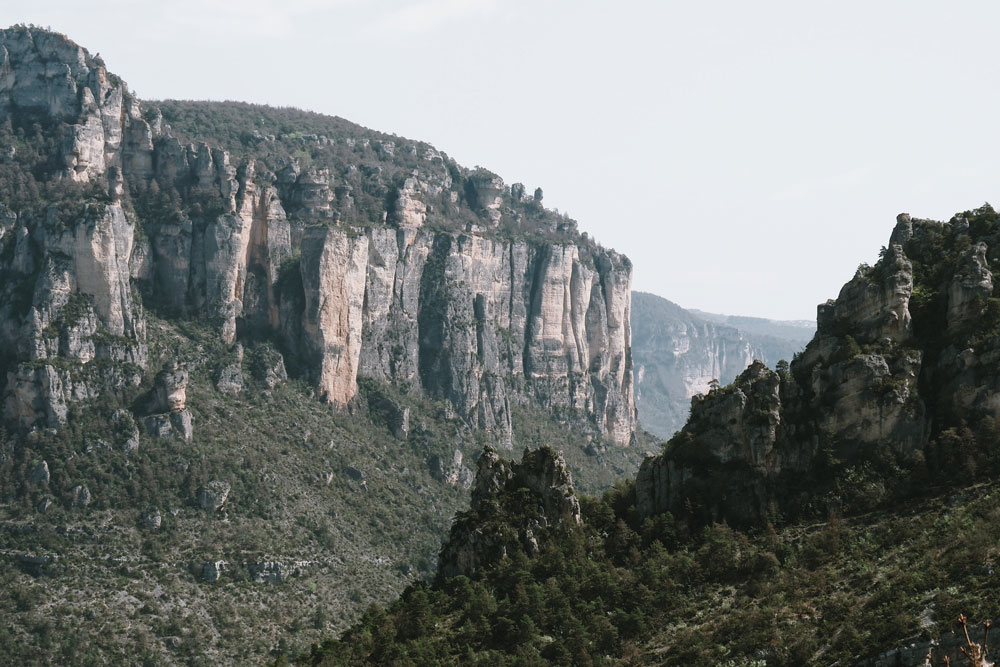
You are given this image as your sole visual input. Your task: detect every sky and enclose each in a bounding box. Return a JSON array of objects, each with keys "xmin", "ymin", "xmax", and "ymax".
[{"xmin": 5, "ymin": 0, "xmax": 1000, "ymax": 320}]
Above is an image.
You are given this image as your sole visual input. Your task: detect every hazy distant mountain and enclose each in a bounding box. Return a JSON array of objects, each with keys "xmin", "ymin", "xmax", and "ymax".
[
  {"xmin": 631, "ymin": 292, "xmax": 813, "ymax": 439},
  {"xmin": 687, "ymin": 309, "xmax": 814, "ymax": 344}
]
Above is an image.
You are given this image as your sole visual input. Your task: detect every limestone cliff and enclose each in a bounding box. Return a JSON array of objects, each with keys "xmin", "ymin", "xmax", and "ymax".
[
  {"xmin": 638, "ymin": 207, "xmax": 1000, "ymax": 526},
  {"xmin": 0, "ymin": 26, "xmax": 636, "ymax": 446}
]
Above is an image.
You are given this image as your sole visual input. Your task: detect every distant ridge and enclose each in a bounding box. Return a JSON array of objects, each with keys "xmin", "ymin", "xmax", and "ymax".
[{"xmin": 631, "ymin": 292, "xmax": 813, "ymax": 438}]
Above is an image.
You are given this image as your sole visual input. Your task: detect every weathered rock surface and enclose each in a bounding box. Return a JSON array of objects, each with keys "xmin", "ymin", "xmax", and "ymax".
[
  {"xmin": 817, "ymin": 243, "xmax": 913, "ymax": 345},
  {"xmin": 143, "ymin": 410, "xmax": 192, "ymax": 442},
  {"xmin": 215, "ymin": 364, "xmax": 244, "ymax": 395},
  {"xmin": 142, "ymin": 508, "xmax": 162, "ymax": 531},
  {"xmin": 110, "ymin": 409, "xmax": 140, "ymax": 452},
  {"xmin": 71, "ymin": 484, "xmax": 91, "ymax": 508},
  {"xmin": 149, "ymin": 363, "xmax": 187, "ymax": 413},
  {"xmin": 429, "ymin": 449, "xmax": 474, "ymax": 488},
  {"xmin": 947, "ymin": 241, "xmax": 992, "ymax": 329},
  {"xmin": 1, "ymin": 202, "xmax": 147, "ymax": 427},
  {"xmin": 639, "ymin": 249, "xmax": 923, "ymax": 524},
  {"xmin": 201, "ymin": 560, "xmax": 226, "ymax": 583},
  {"xmin": 197, "ymin": 480, "xmax": 231, "ymax": 511}
]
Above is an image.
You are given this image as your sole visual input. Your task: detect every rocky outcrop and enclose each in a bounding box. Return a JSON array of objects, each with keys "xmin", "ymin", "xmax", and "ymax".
[
  {"xmin": 142, "ymin": 508, "xmax": 162, "ymax": 531},
  {"xmin": 28, "ymin": 460, "xmax": 49, "ymax": 486},
  {"xmin": 201, "ymin": 560, "xmax": 227, "ymax": 583},
  {"xmin": 393, "ymin": 177, "xmax": 427, "ymax": 228},
  {"xmin": 247, "ymin": 561, "xmax": 284, "ymax": 583},
  {"xmin": 140, "ymin": 362, "xmax": 192, "ymax": 441},
  {"xmin": 816, "ymin": 243, "xmax": 913, "ymax": 345},
  {"xmin": 465, "ymin": 170, "xmax": 505, "ymax": 225},
  {"xmin": 149, "ymin": 363, "xmax": 187, "ymax": 413},
  {"xmin": 637, "ymin": 208, "xmax": 1000, "ymax": 527},
  {"xmin": 71, "ymin": 484, "xmax": 91, "ymax": 508},
  {"xmin": 110, "ymin": 409, "xmax": 139, "ymax": 452},
  {"xmin": 437, "ymin": 446, "xmax": 581, "ymax": 580},
  {"xmin": 429, "ymin": 449, "xmax": 473, "ymax": 488},
  {"xmin": 0, "ymin": 28, "xmax": 149, "ymax": 183},
  {"xmin": 2, "ymin": 201, "xmax": 147, "ymax": 427},
  {"xmin": 948, "ymin": 242, "xmax": 992, "ymax": 330},
  {"xmin": 637, "ymin": 362, "xmax": 784, "ymax": 524},
  {"xmin": 198, "ymin": 480, "xmax": 231, "ymax": 512}
]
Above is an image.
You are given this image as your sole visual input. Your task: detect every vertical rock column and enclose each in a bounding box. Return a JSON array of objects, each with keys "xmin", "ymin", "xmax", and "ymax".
[{"xmin": 300, "ymin": 227, "xmax": 369, "ymax": 404}]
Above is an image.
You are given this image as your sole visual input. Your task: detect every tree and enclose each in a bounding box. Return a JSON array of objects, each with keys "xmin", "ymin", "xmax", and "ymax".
[{"xmin": 533, "ymin": 187, "xmax": 543, "ymax": 202}]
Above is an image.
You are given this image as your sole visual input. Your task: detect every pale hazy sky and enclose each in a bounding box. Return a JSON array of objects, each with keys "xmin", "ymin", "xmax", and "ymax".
[{"xmin": 6, "ymin": 1, "xmax": 1000, "ymax": 319}]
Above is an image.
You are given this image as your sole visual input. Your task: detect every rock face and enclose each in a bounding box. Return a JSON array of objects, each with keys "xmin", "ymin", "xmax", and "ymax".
[
  {"xmin": 437, "ymin": 446, "xmax": 581, "ymax": 580},
  {"xmin": 141, "ymin": 363, "xmax": 192, "ymax": 441},
  {"xmin": 197, "ymin": 480, "xmax": 231, "ymax": 512},
  {"xmin": 1, "ymin": 202, "xmax": 147, "ymax": 428},
  {"xmin": 631, "ymin": 292, "xmax": 810, "ymax": 439},
  {"xmin": 28, "ymin": 460, "xmax": 49, "ymax": 486},
  {"xmin": 0, "ymin": 26, "xmax": 637, "ymax": 448},
  {"xmin": 149, "ymin": 363, "xmax": 187, "ymax": 413},
  {"xmin": 637, "ymin": 207, "xmax": 1000, "ymax": 527},
  {"xmin": 247, "ymin": 561, "xmax": 284, "ymax": 583},
  {"xmin": 429, "ymin": 449, "xmax": 473, "ymax": 488}
]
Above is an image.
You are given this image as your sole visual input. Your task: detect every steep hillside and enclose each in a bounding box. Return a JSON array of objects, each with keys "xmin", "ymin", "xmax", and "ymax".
[
  {"xmin": 0, "ymin": 25, "xmax": 646, "ymax": 665},
  {"xmin": 307, "ymin": 206, "xmax": 1000, "ymax": 665},
  {"xmin": 631, "ymin": 292, "xmax": 809, "ymax": 438}
]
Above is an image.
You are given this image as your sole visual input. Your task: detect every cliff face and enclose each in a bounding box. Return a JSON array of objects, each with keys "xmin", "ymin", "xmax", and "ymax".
[
  {"xmin": 0, "ymin": 26, "xmax": 636, "ymax": 445},
  {"xmin": 637, "ymin": 209, "xmax": 1000, "ymax": 526},
  {"xmin": 631, "ymin": 292, "xmax": 809, "ymax": 439}
]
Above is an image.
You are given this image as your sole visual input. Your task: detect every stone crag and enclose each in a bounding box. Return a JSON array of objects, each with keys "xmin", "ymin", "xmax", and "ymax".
[
  {"xmin": 0, "ymin": 26, "xmax": 636, "ymax": 447},
  {"xmin": 637, "ymin": 209, "xmax": 1000, "ymax": 527},
  {"xmin": 436, "ymin": 445, "xmax": 581, "ymax": 580}
]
